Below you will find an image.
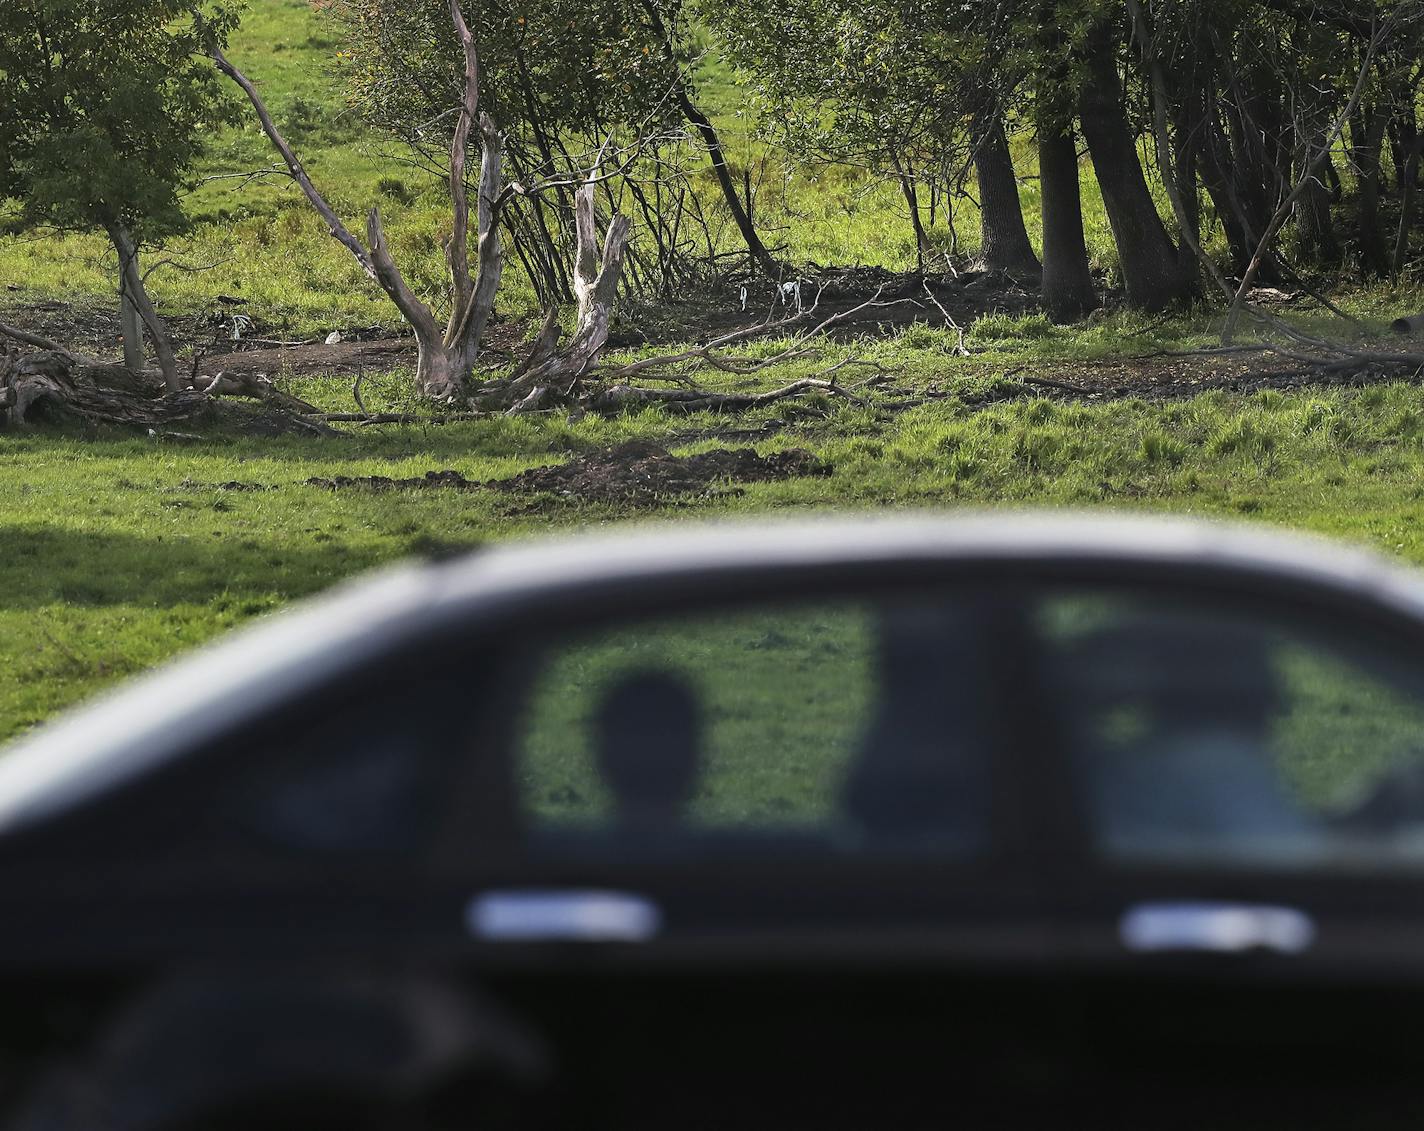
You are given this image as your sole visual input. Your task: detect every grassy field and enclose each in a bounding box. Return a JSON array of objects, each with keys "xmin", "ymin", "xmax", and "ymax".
[
  {"xmin": 11, "ymin": 378, "xmax": 1424, "ymax": 742},
  {"xmin": 10, "ymin": 0, "xmax": 1424, "ymax": 761}
]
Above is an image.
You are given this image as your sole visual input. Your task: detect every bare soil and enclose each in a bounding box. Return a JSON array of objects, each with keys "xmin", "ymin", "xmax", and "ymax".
[
  {"xmin": 2, "ymin": 273, "xmax": 1400, "ymax": 403},
  {"xmin": 305, "ymin": 440, "xmax": 831, "ymax": 506},
  {"xmin": 620, "ymin": 265, "xmax": 1043, "ymax": 346}
]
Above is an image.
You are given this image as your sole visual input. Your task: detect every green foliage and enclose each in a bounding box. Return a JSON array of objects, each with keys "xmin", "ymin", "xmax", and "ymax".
[
  {"xmin": 705, "ymin": 0, "xmax": 983, "ymax": 171},
  {"xmin": 324, "ymin": 0, "xmax": 683, "ymax": 160},
  {"xmin": 0, "ymin": 0, "xmax": 239, "ymax": 242}
]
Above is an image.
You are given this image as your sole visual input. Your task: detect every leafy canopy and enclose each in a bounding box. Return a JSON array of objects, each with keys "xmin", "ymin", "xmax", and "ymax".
[
  {"xmin": 321, "ymin": 0, "xmax": 685, "ymax": 166},
  {"xmin": 0, "ymin": 0, "xmax": 239, "ymax": 240}
]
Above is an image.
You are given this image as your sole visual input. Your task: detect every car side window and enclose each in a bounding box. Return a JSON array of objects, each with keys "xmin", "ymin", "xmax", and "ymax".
[
  {"xmin": 1043, "ymin": 591, "xmax": 1424, "ymax": 868},
  {"xmin": 511, "ymin": 596, "xmax": 1001, "ymax": 853}
]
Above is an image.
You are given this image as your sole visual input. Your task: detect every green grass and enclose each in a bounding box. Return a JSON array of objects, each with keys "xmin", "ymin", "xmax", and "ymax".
[
  {"xmin": 11, "ymin": 379, "xmax": 1424, "ymax": 742},
  {"xmin": 14, "ymin": 0, "xmax": 1424, "ymax": 838},
  {"xmin": 519, "ymin": 603, "xmax": 877, "ymax": 825}
]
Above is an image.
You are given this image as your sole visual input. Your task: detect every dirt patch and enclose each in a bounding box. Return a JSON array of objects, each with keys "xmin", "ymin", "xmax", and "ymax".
[
  {"xmin": 0, "ymin": 298, "xmax": 129, "ymax": 359},
  {"xmin": 1002, "ymin": 347, "xmax": 1359, "ymax": 401},
  {"xmin": 627, "ymin": 265, "xmax": 1043, "ymax": 347},
  {"xmin": 198, "ymin": 337, "xmax": 414, "ymax": 380},
  {"xmin": 306, "ymin": 469, "xmax": 482, "ymax": 493},
  {"xmin": 193, "ymin": 313, "xmax": 528, "ymax": 381},
  {"xmin": 491, "ymin": 440, "xmax": 830, "ymax": 504},
  {"xmin": 172, "ymin": 478, "xmax": 276, "ymax": 492},
  {"xmin": 305, "ymin": 440, "xmax": 831, "ymax": 506},
  {"xmin": 0, "ymin": 298, "xmax": 526, "ymax": 381}
]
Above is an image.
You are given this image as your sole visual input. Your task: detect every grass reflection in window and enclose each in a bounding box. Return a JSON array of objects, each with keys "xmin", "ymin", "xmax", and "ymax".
[{"xmin": 518, "ymin": 604, "xmax": 877, "ymax": 828}]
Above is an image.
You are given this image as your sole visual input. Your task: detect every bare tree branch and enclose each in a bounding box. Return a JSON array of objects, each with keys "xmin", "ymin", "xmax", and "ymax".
[
  {"xmin": 212, "ymin": 45, "xmax": 380, "ymax": 282},
  {"xmin": 0, "ymin": 322, "xmax": 77, "ymax": 359},
  {"xmin": 443, "ymin": 0, "xmax": 480, "ymax": 336},
  {"xmin": 448, "ymin": 113, "xmax": 505, "ymax": 350},
  {"xmin": 1223, "ymin": 12, "xmax": 1397, "ymax": 341}
]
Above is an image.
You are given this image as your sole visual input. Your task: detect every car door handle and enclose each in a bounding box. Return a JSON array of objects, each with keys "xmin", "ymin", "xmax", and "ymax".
[
  {"xmin": 1120, "ymin": 902, "xmax": 1316, "ymax": 955},
  {"xmin": 467, "ymin": 889, "xmax": 663, "ymax": 942}
]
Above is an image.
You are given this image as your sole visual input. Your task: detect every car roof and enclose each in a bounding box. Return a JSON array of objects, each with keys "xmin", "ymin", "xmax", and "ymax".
[{"xmin": 2, "ymin": 511, "xmax": 1423, "ymax": 834}]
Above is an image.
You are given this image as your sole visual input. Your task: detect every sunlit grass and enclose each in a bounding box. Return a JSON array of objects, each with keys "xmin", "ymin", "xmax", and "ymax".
[{"xmin": 10, "ymin": 380, "xmax": 1424, "ymax": 739}]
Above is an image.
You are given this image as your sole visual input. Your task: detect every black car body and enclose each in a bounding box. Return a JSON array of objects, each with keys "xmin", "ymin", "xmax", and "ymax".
[{"xmin": 6, "ymin": 514, "xmax": 1424, "ymax": 1129}]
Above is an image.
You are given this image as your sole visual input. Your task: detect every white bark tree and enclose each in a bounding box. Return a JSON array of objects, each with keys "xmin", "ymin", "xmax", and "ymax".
[{"xmin": 215, "ymin": 0, "xmax": 631, "ymax": 404}]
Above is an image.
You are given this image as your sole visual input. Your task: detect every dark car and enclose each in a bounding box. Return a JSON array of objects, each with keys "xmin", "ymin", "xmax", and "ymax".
[{"xmin": 7, "ymin": 514, "xmax": 1424, "ymax": 1129}]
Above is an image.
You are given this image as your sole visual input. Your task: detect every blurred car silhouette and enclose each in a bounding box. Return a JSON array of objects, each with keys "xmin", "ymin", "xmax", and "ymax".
[{"xmin": 7, "ymin": 515, "xmax": 1424, "ymax": 1128}]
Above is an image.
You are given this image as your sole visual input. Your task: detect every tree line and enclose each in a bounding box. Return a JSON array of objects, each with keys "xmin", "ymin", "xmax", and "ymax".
[{"xmin": 3, "ymin": 0, "xmax": 1424, "ymax": 403}]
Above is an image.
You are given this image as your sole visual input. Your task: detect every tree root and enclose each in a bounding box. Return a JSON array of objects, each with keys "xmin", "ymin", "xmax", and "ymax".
[{"xmin": 1, "ymin": 348, "xmax": 335, "ymax": 435}]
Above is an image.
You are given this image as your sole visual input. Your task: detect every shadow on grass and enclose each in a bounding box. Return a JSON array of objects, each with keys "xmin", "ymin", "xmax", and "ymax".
[
  {"xmin": 0, "ymin": 526, "xmax": 393, "ymax": 610},
  {"xmin": 5, "ymin": 422, "xmax": 639, "ymax": 468}
]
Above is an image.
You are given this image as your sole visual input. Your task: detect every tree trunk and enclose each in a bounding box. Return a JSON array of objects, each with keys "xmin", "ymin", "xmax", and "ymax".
[
  {"xmin": 106, "ymin": 224, "xmax": 181, "ymax": 393},
  {"xmin": 895, "ymin": 162, "xmax": 932, "ymax": 273},
  {"xmin": 1200, "ymin": 87, "xmax": 1287, "ymax": 283},
  {"xmin": 1124, "ymin": 0, "xmax": 1230, "ymax": 302},
  {"xmin": 1326, "ymin": 156, "xmax": 1343, "ymax": 202},
  {"xmin": 1355, "ymin": 105, "xmax": 1391, "ymax": 277},
  {"xmin": 1199, "ymin": 156, "xmax": 1257, "ymax": 277},
  {"xmin": 1037, "ymin": 116, "xmax": 1100, "ymax": 322},
  {"xmin": 215, "ymin": 5, "xmax": 502, "ymax": 405},
  {"xmin": 1394, "ymin": 115, "xmax": 1421, "ymax": 275},
  {"xmin": 1281, "ymin": 61, "xmax": 1342, "ymax": 271},
  {"xmin": 636, "ymin": 0, "xmax": 778, "ymax": 277},
  {"xmin": 490, "ymin": 181, "xmax": 632, "ymax": 412},
  {"xmin": 119, "ymin": 264, "xmax": 145, "ymax": 376},
  {"xmin": 1169, "ymin": 98, "xmax": 1202, "ymax": 277},
  {"xmin": 1077, "ymin": 27, "xmax": 1194, "ymax": 310},
  {"xmin": 1291, "ymin": 124, "xmax": 1343, "ymax": 269},
  {"xmin": 974, "ymin": 114, "xmax": 1041, "ymax": 276},
  {"xmin": 679, "ymin": 93, "xmax": 776, "ymax": 276}
]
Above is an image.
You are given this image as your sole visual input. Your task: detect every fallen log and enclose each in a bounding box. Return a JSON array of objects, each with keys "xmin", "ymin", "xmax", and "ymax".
[{"xmin": 0, "ymin": 348, "xmax": 334, "ymax": 434}]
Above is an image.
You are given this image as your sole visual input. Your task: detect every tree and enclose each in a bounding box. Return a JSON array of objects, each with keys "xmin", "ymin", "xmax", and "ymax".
[
  {"xmin": 1075, "ymin": 15, "xmax": 1197, "ymax": 311},
  {"xmin": 706, "ymin": 0, "xmax": 1040, "ymax": 274},
  {"xmin": 218, "ymin": 0, "xmax": 637, "ymax": 402},
  {"xmin": 0, "ymin": 0, "xmax": 237, "ymax": 391},
  {"xmin": 328, "ymin": 0, "xmax": 781, "ymax": 281},
  {"xmin": 321, "ymin": 0, "xmax": 758, "ymax": 304},
  {"xmin": 973, "ymin": 112, "xmax": 1041, "ymax": 277},
  {"xmin": 637, "ymin": 0, "xmax": 780, "ymax": 277}
]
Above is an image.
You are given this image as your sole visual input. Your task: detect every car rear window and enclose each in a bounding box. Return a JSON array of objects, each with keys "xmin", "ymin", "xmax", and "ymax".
[{"xmin": 1041, "ymin": 590, "xmax": 1424, "ymax": 869}]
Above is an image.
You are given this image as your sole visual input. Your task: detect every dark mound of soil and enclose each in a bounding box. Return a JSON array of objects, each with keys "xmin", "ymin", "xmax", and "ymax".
[
  {"xmin": 305, "ymin": 441, "xmax": 831, "ymax": 505},
  {"xmin": 174, "ymin": 478, "xmax": 275, "ymax": 492},
  {"xmin": 306, "ymin": 469, "xmax": 480, "ymax": 493},
  {"xmin": 490, "ymin": 440, "xmax": 830, "ymax": 504}
]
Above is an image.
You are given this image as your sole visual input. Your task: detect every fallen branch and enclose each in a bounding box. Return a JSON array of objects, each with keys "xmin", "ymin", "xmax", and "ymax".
[
  {"xmin": 1, "ymin": 348, "xmax": 335, "ymax": 435},
  {"xmin": 588, "ymin": 376, "xmax": 865, "ymax": 415},
  {"xmin": 316, "ymin": 411, "xmax": 516, "ymax": 425},
  {"xmin": 1021, "ymin": 374, "xmax": 1096, "ymax": 395},
  {"xmin": 199, "ymin": 370, "xmax": 325, "ymax": 417},
  {"xmin": 919, "ymin": 281, "xmax": 971, "ymax": 356},
  {"xmin": 0, "ymin": 321, "xmax": 81, "ymax": 361},
  {"xmin": 596, "ymin": 285, "xmax": 905, "ymax": 383}
]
